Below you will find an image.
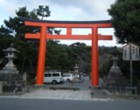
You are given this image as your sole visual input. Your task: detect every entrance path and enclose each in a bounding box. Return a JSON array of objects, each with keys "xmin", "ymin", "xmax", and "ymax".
[
  {"xmin": 21, "ymin": 77, "xmax": 112, "ymax": 101},
  {"xmin": 21, "ymin": 88, "xmax": 111, "ymax": 101}
]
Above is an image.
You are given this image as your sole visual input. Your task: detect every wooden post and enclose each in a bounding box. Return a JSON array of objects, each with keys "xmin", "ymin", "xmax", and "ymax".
[
  {"xmin": 36, "ymin": 26, "xmax": 47, "ymax": 85},
  {"xmin": 91, "ymin": 27, "xmax": 99, "ymax": 86}
]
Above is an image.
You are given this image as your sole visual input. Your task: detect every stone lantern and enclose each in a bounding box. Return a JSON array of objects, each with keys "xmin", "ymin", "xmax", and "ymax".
[
  {"xmin": 0, "ymin": 43, "xmax": 19, "ymax": 74},
  {"xmin": 74, "ymin": 64, "xmax": 79, "ymax": 74},
  {"xmin": 0, "ymin": 44, "xmax": 23, "ymax": 93},
  {"xmin": 103, "ymin": 55, "xmax": 128, "ymax": 93}
]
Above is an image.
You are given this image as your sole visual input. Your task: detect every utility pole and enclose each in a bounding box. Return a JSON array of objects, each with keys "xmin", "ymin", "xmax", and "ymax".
[{"xmin": 129, "ymin": 44, "xmax": 133, "ymax": 87}]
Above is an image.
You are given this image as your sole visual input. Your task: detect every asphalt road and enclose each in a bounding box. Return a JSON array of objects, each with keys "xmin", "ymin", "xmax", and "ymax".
[{"xmin": 0, "ymin": 98, "xmax": 140, "ymax": 110}]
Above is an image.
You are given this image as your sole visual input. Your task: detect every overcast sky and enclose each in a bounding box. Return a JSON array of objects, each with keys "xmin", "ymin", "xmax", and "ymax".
[{"xmin": 0, "ymin": 0, "xmax": 123, "ymax": 47}]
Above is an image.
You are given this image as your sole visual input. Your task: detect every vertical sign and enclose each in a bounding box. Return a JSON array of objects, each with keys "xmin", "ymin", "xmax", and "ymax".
[
  {"xmin": 123, "ymin": 43, "xmax": 139, "ymax": 87},
  {"xmin": 131, "ymin": 44, "xmax": 140, "ymax": 61},
  {"xmin": 123, "ymin": 43, "xmax": 139, "ymax": 61},
  {"xmin": 123, "ymin": 44, "xmax": 130, "ymax": 61}
]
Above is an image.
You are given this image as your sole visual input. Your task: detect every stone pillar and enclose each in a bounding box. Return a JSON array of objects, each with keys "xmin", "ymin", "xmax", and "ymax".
[
  {"xmin": 23, "ymin": 72, "xmax": 27, "ymax": 85},
  {"xmin": 0, "ymin": 82, "xmax": 3, "ymax": 94}
]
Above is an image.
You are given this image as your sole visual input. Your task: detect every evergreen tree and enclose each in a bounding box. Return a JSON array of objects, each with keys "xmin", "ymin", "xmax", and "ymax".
[
  {"xmin": 108, "ymin": 0, "xmax": 140, "ymax": 45},
  {"xmin": 0, "ymin": 5, "xmax": 51, "ymax": 73}
]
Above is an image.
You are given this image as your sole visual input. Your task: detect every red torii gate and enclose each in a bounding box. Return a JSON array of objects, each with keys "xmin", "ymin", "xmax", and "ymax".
[{"xmin": 22, "ymin": 18, "xmax": 112, "ymax": 86}]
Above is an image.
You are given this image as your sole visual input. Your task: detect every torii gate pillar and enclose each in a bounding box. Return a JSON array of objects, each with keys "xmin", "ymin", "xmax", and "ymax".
[
  {"xmin": 92, "ymin": 27, "xmax": 98, "ymax": 86},
  {"xmin": 36, "ymin": 26, "xmax": 47, "ymax": 84}
]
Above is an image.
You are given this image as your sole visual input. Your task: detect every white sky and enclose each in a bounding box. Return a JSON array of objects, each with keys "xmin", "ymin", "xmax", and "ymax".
[{"xmin": 0, "ymin": 0, "xmax": 123, "ymax": 47}]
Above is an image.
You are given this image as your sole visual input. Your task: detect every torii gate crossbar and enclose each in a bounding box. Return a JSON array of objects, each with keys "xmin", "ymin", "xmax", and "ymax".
[{"xmin": 22, "ymin": 18, "xmax": 112, "ymax": 86}]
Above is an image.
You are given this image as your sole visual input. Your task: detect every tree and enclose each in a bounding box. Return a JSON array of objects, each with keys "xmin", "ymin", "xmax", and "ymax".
[
  {"xmin": 3, "ymin": 5, "xmax": 51, "ymax": 40},
  {"xmin": 108, "ymin": 0, "xmax": 140, "ymax": 45},
  {"xmin": 37, "ymin": 5, "xmax": 51, "ymax": 20},
  {"xmin": 0, "ymin": 7, "xmax": 38, "ymax": 45},
  {"xmin": 0, "ymin": 6, "xmax": 51, "ymax": 73},
  {"xmin": 68, "ymin": 42, "xmax": 91, "ymax": 74},
  {"xmin": 46, "ymin": 40, "xmax": 75, "ymax": 72}
]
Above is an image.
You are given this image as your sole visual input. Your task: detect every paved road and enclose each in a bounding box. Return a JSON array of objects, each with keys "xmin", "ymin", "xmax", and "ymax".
[{"xmin": 0, "ymin": 98, "xmax": 140, "ymax": 110}]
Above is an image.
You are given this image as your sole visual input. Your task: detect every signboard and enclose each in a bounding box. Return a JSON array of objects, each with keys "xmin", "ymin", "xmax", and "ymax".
[{"xmin": 123, "ymin": 43, "xmax": 140, "ymax": 61}]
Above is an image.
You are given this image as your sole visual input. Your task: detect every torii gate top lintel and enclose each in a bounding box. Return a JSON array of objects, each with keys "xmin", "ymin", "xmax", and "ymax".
[{"xmin": 20, "ymin": 17, "xmax": 112, "ymax": 28}]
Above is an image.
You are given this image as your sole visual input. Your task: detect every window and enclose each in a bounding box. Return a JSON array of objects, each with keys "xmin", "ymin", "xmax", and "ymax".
[
  {"xmin": 45, "ymin": 74, "xmax": 51, "ymax": 77},
  {"xmin": 62, "ymin": 74, "xmax": 68, "ymax": 77},
  {"xmin": 52, "ymin": 73, "xmax": 59, "ymax": 76}
]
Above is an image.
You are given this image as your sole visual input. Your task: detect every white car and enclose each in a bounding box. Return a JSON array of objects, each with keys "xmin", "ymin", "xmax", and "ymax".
[
  {"xmin": 62, "ymin": 73, "xmax": 74, "ymax": 82},
  {"xmin": 44, "ymin": 71, "xmax": 64, "ymax": 84}
]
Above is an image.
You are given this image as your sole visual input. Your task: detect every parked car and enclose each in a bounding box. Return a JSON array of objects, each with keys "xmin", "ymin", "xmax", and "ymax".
[
  {"xmin": 44, "ymin": 71, "xmax": 64, "ymax": 84},
  {"xmin": 62, "ymin": 73, "xmax": 74, "ymax": 82}
]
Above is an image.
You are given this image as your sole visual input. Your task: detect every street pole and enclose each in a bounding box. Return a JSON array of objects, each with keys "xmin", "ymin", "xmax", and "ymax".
[
  {"xmin": 129, "ymin": 44, "xmax": 133, "ymax": 87},
  {"xmin": 130, "ymin": 58, "xmax": 133, "ymax": 87}
]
